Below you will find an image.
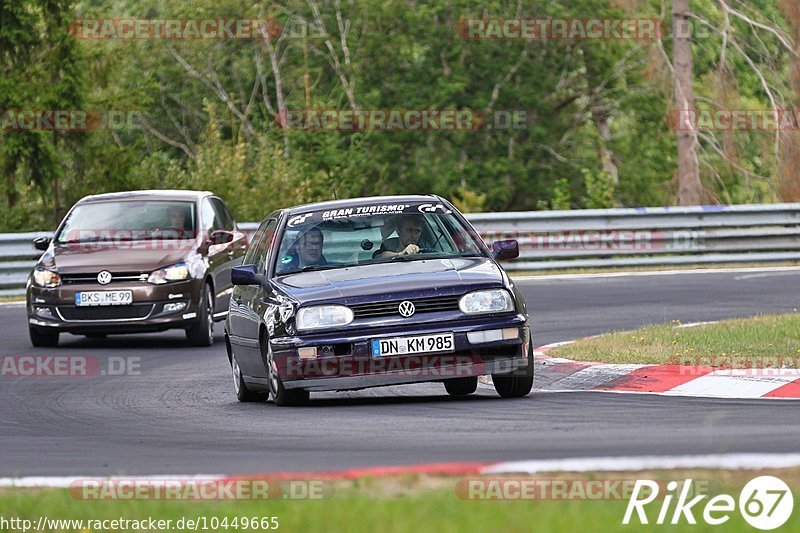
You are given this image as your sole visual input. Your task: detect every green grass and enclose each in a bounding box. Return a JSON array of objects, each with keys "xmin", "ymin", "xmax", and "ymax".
[
  {"xmin": 2, "ymin": 470, "xmax": 800, "ymax": 532},
  {"xmin": 552, "ymin": 313, "xmax": 800, "ymax": 365}
]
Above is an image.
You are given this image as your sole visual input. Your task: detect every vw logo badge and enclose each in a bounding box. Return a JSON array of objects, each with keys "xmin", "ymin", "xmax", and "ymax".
[
  {"xmin": 398, "ymin": 301, "xmax": 415, "ymax": 317},
  {"xmin": 97, "ymin": 270, "xmax": 112, "ymax": 285}
]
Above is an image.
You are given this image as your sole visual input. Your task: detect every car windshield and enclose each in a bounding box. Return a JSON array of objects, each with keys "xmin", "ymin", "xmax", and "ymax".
[
  {"xmin": 55, "ymin": 200, "xmax": 197, "ymax": 243},
  {"xmin": 274, "ymin": 202, "xmax": 487, "ymax": 275}
]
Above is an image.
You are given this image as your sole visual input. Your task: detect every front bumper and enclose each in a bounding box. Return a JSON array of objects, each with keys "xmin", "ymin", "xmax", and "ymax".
[
  {"xmin": 27, "ymin": 279, "xmax": 204, "ymax": 334},
  {"xmin": 270, "ymin": 314, "xmax": 530, "ymax": 392}
]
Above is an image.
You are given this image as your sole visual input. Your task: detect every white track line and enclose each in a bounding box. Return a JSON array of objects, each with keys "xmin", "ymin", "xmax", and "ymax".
[
  {"xmin": 0, "ymin": 474, "xmax": 224, "ymax": 488},
  {"xmin": 514, "ymin": 266, "xmax": 800, "ymax": 282},
  {"xmin": 5, "ymin": 454, "xmax": 800, "ymax": 486},
  {"xmin": 482, "ymin": 453, "xmax": 800, "ymax": 474}
]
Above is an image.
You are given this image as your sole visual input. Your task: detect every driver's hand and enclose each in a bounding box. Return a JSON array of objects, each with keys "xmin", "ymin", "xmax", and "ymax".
[{"xmin": 402, "ymin": 244, "xmax": 420, "ymax": 255}]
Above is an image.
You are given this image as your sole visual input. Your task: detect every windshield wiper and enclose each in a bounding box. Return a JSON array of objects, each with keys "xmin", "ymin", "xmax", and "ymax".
[
  {"xmin": 297, "ymin": 264, "xmax": 341, "ymax": 273},
  {"xmin": 389, "ymin": 255, "xmax": 413, "ymax": 262},
  {"xmin": 60, "ymin": 236, "xmax": 140, "ymax": 244}
]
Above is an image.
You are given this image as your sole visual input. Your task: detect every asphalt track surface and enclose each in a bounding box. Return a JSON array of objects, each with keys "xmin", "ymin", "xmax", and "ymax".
[{"xmin": 2, "ymin": 268, "xmax": 799, "ymax": 476}]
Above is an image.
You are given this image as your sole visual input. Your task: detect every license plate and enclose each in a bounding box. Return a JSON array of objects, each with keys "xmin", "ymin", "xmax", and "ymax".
[
  {"xmin": 75, "ymin": 290, "xmax": 133, "ymax": 307},
  {"xmin": 371, "ymin": 333, "xmax": 454, "ymax": 357}
]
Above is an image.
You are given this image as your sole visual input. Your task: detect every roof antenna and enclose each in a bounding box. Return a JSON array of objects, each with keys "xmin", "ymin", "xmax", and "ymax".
[{"xmin": 331, "ymin": 185, "xmax": 338, "ymax": 200}]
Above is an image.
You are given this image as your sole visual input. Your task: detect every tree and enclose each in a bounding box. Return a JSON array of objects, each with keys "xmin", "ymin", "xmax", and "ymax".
[{"xmin": 673, "ymin": 0, "xmax": 703, "ymax": 205}]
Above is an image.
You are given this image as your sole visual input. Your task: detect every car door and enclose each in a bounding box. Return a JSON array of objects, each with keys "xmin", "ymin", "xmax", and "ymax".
[
  {"xmin": 236, "ymin": 217, "xmax": 278, "ymax": 377},
  {"xmin": 208, "ymin": 197, "xmax": 246, "ymax": 313},
  {"xmin": 199, "ymin": 197, "xmax": 230, "ymax": 315}
]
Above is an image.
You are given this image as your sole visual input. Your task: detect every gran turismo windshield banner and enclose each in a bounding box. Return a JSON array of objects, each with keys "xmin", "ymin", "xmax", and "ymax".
[{"xmin": 285, "ymin": 202, "xmax": 452, "ymax": 228}]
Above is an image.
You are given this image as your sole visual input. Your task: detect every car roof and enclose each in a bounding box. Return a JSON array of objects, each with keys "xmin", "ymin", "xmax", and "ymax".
[
  {"xmin": 286, "ymin": 195, "xmax": 443, "ymax": 215},
  {"xmin": 78, "ymin": 190, "xmax": 213, "ymax": 203}
]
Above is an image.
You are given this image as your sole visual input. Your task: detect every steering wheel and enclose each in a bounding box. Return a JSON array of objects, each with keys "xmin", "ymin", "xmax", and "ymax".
[
  {"xmin": 151, "ymin": 226, "xmax": 187, "ymax": 237},
  {"xmin": 416, "ymin": 248, "xmax": 439, "ymax": 254}
]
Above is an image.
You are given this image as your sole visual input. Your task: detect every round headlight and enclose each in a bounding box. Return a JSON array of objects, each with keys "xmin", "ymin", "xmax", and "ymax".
[
  {"xmin": 296, "ymin": 305, "xmax": 354, "ymax": 332},
  {"xmin": 459, "ymin": 289, "xmax": 514, "ymax": 315}
]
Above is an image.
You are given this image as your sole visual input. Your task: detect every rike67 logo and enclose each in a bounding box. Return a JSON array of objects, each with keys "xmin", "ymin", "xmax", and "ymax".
[{"xmin": 624, "ymin": 476, "xmax": 794, "ymax": 530}]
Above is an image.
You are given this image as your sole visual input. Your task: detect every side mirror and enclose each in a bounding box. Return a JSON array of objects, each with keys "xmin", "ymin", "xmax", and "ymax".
[
  {"xmin": 231, "ymin": 264, "xmax": 261, "ymax": 286},
  {"xmin": 210, "ymin": 230, "xmax": 234, "ymax": 245},
  {"xmin": 198, "ymin": 230, "xmax": 234, "ymax": 254},
  {"xmin": 33, "ymin": 237, "xmax": 51, "ymax": 251},
  {"xmin": 492, "ymin": 239, "xmax": 519, "ymax": 261}
]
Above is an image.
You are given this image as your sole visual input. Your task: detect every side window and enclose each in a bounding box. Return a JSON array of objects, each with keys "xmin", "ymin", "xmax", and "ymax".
[
  {"xmin": 210, "ymin": 198, "xmax": 235, "ymax": 231},
  {"xmin": 243, "ymin": 220, "xmax": 270, "ymax": 265},
  {"xmin": 426, "ymin": 214, "xmax": 457, "ymax": 253},
  {"xmin": 254, "ymin": 219, "xmax": 277, "ymax": 273},
  {"xmin": 200, "ymin": 199, "xmax": 221, "ymax": 233}
]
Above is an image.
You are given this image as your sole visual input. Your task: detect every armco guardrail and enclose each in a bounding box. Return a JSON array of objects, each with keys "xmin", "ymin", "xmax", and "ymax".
[{"xmin": 3, "ymin": 203, "xmax": 800, "ymax": 296}]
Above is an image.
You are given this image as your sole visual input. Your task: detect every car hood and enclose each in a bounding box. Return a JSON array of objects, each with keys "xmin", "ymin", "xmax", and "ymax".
[
  {"xmin": 47, "ymin": 242, "xmax": 194, "ymax": 273},
  {"xmin": 274, "ymin": 257, "xmax": 506, "ymax": 304}
]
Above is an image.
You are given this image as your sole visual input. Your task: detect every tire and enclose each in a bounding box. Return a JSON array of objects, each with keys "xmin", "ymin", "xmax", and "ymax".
[
  {"xmin": 492, "ymin": 342, "xmax": 534, "ymax": 398},
  {"xmin": 231, "ymin": 352, "xmax": 267, "ymax": 402},
  {"xmin": 186, "ymin": 284, "xmax": 214, "ymax": 347},
  {"xmin": 444, "ymin": 376, "xmax": 478, "ymax": 396},
  {"xmin": 29, "ymin": 327, "xmax": 59, "ymax": 347},
  {"xmin": 265, "ymin": 341, "xmax": 308, "ymax": 406}
]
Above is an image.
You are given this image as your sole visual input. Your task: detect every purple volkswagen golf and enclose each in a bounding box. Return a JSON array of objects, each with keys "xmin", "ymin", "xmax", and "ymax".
[{"xmin": 224, "ymin": 195, "xmax": 532, "ymax": 406}]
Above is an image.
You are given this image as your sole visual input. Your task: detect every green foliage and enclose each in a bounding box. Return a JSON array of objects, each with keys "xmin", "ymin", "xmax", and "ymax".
[
  {"xmin": 583, "ymin": 169, "xmax": 616, "ymax": 209},
  {"xmin": 0, "ymin": 0, "xmax": 796, "ymax": 230}
]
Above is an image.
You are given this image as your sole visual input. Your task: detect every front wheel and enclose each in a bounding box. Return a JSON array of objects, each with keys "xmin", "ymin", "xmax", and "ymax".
[
  {"xmin": 186, "ymin": 284, "xmax": 214, "ymax": 347},
  {"xmin": 492, "ymin": 343, "xmax": 534, "ymax": 398},
  {"xmin": 265, "ymin": 342, "xmax": 308, "ymax": 406},
  {"xmin": 29, "ymin": 327, "xmax": 59, "ymax": 347},
  {"xmin": 444, "ymin": 376, "xmax": 478, "ymax": 396}
]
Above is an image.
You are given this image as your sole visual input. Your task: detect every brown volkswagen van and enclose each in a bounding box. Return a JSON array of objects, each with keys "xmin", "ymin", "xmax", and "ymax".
[{"xmin": 26, "ymin": 190, "xmax": 247, "ymax": 347}]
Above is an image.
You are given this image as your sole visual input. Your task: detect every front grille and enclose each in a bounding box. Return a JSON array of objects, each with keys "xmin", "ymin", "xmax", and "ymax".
[
  {"xmin": 57, "ymin": 304, "xmax": 153, "ymax": 321},
  {"xmin": 351, "ymin": 295, "xmax": 461, "ymax": 318},
  {"xmin": 61, "ymin": 272, "xmax": 146, "ymax": 284}
]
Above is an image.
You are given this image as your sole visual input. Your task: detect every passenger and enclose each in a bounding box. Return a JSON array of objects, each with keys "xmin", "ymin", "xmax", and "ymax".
[{"xmin": 374, "ymin": 214, "xmax": 425, "ymax": 258}]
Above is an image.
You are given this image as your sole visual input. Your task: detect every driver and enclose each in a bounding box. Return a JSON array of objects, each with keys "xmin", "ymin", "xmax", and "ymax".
[
  {"xmin": 280, "ymin": 227, "xmax": 329, "ymax": 271},
  {"xmin": 161, "ymin": 205, "xmax": 193, "ymax": 239},
  {"xmin": 297, "ymin": 227, "xmax": 327, "ymax": 268},
  {"xmin": 167, "ymin": 206, "xmax": 187, "ymax": 229},
  {"xmin": 374, "ymin": 214, "xmax": 425, "ymax": 258}
]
